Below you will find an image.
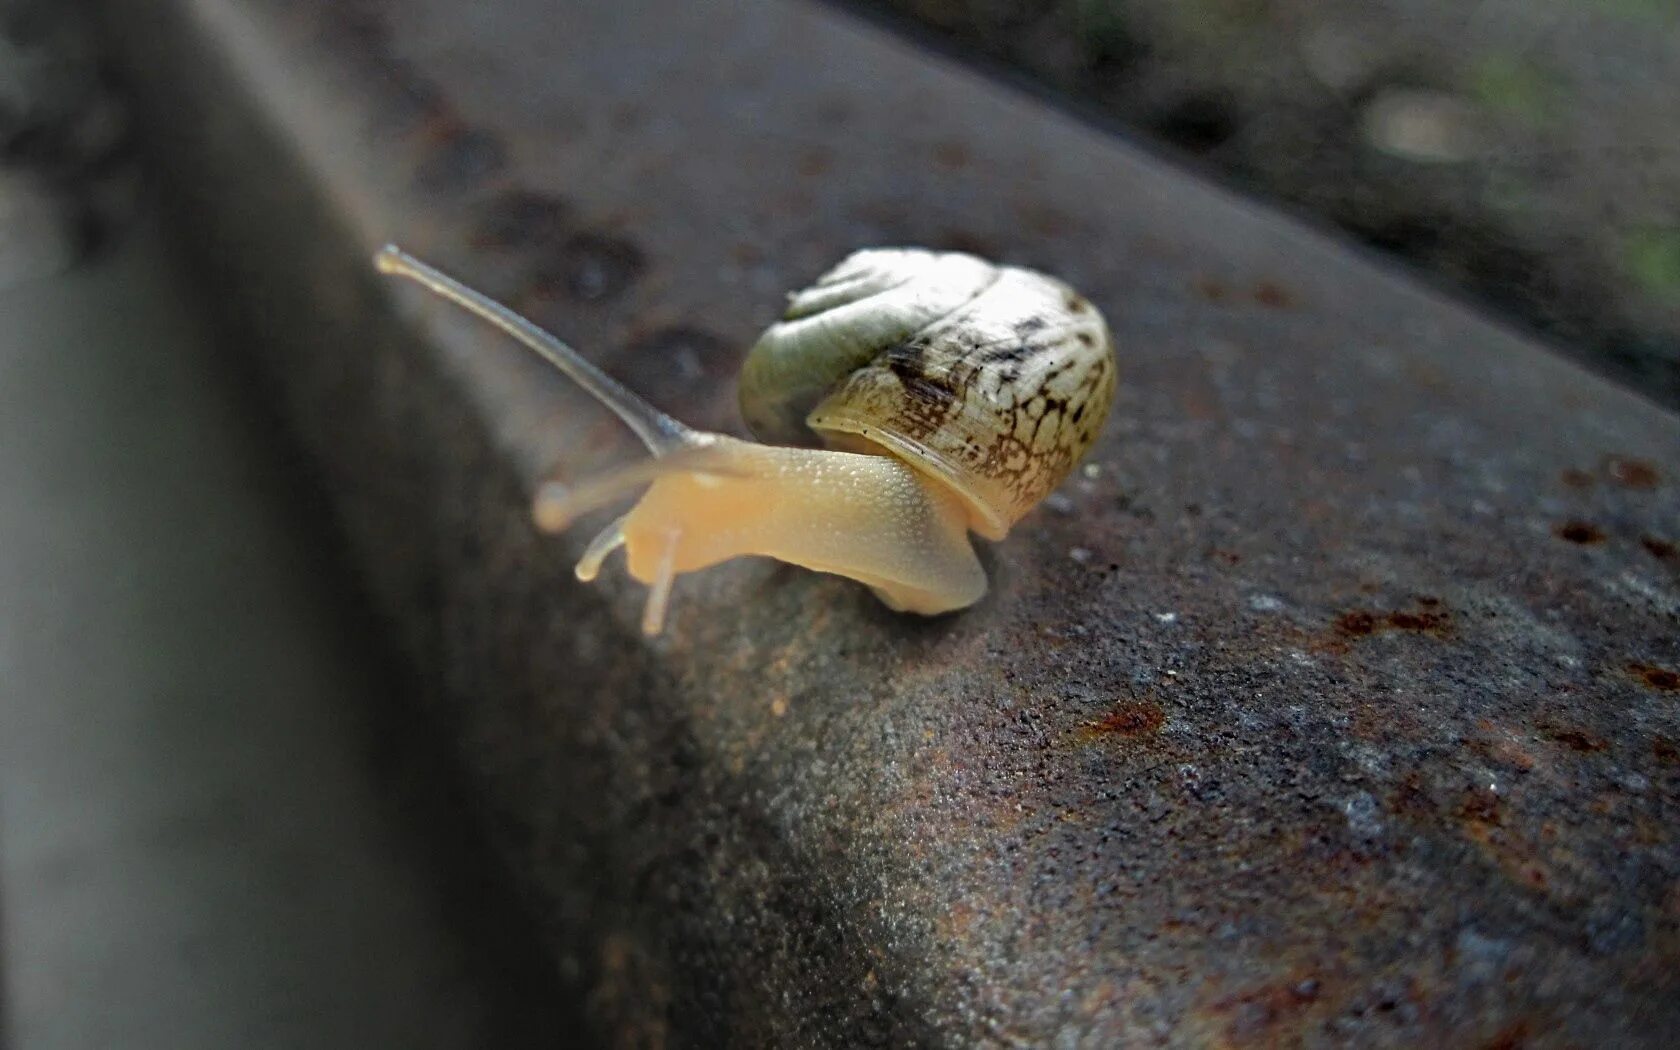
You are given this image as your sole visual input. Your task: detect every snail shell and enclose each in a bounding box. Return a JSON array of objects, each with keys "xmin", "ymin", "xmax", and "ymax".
[
  {"xmin": 375, "ymin": 245, "xmax": 1117, "ymax": 634},
  {"xmin": 740, "ymin": 249, "xmax": 1115, "ymax": 538}
]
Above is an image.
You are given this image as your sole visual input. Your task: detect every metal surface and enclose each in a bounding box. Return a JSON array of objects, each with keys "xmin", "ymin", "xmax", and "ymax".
[{"xmin": 101, "ymin": 0, "xmax": 1680, "ymax": 1045}]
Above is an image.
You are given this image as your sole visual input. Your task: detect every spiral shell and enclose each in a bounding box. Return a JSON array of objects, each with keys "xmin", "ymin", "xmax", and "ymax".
[{"xmin": 739, "ymin": 248, "xmax": 1117, "ymax": 539}]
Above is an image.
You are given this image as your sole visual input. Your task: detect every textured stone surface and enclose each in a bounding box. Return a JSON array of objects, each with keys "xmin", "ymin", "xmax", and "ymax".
[{"xmin": 103, "ymin": 0, "xmax": 1680, "ymax": 1045}]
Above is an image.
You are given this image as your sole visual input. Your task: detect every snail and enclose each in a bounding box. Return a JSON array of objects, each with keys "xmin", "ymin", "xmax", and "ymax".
[{"xmin": 375, "ymin": 245, "xmax": 1116, "ymax": 635}]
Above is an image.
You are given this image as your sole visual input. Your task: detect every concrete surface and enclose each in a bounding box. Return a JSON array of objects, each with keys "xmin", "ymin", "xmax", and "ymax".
[
  {"xmin": 0, "ymin": 210, "xmax": 569, "ymax": 1047},
  {"xmin": 101, "ymin": 0, "xmax": 1680, "ymax": 1045}
]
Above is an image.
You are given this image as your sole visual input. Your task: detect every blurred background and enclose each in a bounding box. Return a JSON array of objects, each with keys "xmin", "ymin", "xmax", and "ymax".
[
  {"xmin": 1, "ymin": 0, "xmax": 1675, "ymax": 1046},
  {"xmin": 855, "ymin": 0, "xmax": 1680, "ymax": 406}
]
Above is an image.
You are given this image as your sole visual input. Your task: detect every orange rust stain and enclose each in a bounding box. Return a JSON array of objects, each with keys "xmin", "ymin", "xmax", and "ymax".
[
  {"xmin": 1207, "ymin": 973, "xmax": 1325, "ymax": 1045},
  {"xmin": 1193, "ymin": 276, "xmax": 1228, "ymax": 301},
  {"xmin": 1252, "ymin": 280, "xmax": 1297, "ymax": 309},
  {"xmin": 1629, "ymin": 663, "xmax": 1679, "ymax": 691},
  {"xmin": 1641, "ymin": 535, "xmax": 1678, "ymax": 562},
  {"xmin": 1654, "ymin": 736, "xmax": 1679, "ymax": 764},
  {"xmin": 937, "ymin": 900, "xmax": 978, "ymax": 940},
  {"xmin": 1078, "ymin": 700, "xmax": 1166, "ymax": 740},
  {"xmin": 1605, "ymin": 456, "xmax": 1659, "ymax": 489},
  {"xmin": 1457, "ymin": 787, "xmax": 1504, "ymax": 829},
  {"xmin": 1457, "ymin": 788, "xmax": 1553, "ymax": 893},
  {"xmin": 1332, "ymin": 602, "xmax": 1453, "ymax": 641},
  {"xmin": 1468, "ymin": 722, "xmax": 1538, "ymax": 771},
  {"xmin": 1389, "ymin": 773, "xmax": 1436, "ymax": 819},
  {"xmin": 1553, "ymin": 521, "xmax": 1606, "ymax": 545},
  {"xmin": 1559, "ymin": 467, "xmax": 1595, "ymax": 489},
  {"xmin": 1482, "ymin": 1020, "xmax": 1531, "ymax": 1050},
  {"xmin": 1335, "ymin": 610, "xmax": 1378, "ymax": 636},
  {"xmin": 1538, "ymin": 723, "xmax": 1609, "ymax": 754}
]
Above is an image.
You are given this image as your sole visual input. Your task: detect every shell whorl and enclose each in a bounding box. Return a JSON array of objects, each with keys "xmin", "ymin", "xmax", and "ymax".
[{"xmin": 739, "ymin": 248, "xmax": 1117, "ymax": 540}]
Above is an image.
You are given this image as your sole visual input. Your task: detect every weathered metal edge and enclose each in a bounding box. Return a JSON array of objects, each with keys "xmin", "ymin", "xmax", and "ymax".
[{"xmin": 100, "ymin": 0, "xmax": 1680, "ymax": 1046}]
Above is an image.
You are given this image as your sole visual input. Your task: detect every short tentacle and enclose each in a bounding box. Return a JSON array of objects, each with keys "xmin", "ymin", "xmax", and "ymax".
[
  {"xmin": 641, "ymin": 528, "xmax": 682, "ymax": 636},
  {"xmin": 575, "ymin": 514, "xmax": 629, "ymax": 582}
]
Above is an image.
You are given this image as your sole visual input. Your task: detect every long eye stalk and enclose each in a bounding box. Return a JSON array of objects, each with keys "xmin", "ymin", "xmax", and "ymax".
[{"xmin": 374, "ymin": 245, "xmax": 697, "ymax": 457}]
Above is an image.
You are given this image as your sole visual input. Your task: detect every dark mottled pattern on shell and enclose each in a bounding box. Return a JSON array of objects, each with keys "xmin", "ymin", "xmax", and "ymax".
[{"xmin": 803, "ymin": 260, "xmax": 1116, "ymax": 537}]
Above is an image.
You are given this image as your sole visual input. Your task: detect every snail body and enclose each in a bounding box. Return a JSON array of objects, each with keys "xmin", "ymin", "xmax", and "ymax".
[{"xmin": 375, "ymin": 246, "xmax": 1116, "ymax": 634}]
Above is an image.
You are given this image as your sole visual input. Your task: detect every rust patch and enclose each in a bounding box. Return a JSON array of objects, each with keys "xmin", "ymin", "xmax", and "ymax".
[
  {"xmin": 1335, "ymin": 611, "xmax": 1379, "ymax": 636},
  {"xmin": 1389, "ymin": 773, "xmax": 1437, "ymax": 819},
  {"xmin": 1469, "ymin": 721, "xmax": 1537, "ymax": 771},
  {"xmin": 1640, "ymin": 535, "xmax": 1677, "ymax": 562},
  {"xmin": 1629, "ymin": 663, "xmax": 1679, "ymax": 691},
  {"xmin": 1386, "ymin": 610, "xmax": 1447, "ymax": 632},
  {"xmin": 1604, "ymin": 456, "xmax": 1659, "ymax": 489},
  {"xmin": 1559, "ymin": 467, "xmax": 1595, "ymax": 489},
  {"xmin": 533, "ymin": 232, "xmax": 646, "ymax": 303},
  {"xmin": 1654, "ymin": 736, "xmax": 1680, "ymax": 764},
  {"xmin": 1538, "ymin": 723, "xmax": 1609, "ymax": 754},
  {"xmin": 1457, "ymin": 787, "xmax": 1504, "ymax": 829},
  {"xmin": 1482, "ymin": 1020, "xmax": 1531, "ymax": 1050},
  {"xmin": 1078, "ymin": 700, "xmax": 1166, "ymax": 740},
  {"xmin": 1208, "ymin": 973, "xmax": 1324, "ymax": 1045},
  {"xmin": 471, "ymin": 188, "xmax": 573, "ymax": 250},
  {"xmin": 1333, "ymin": 601, "xmax": 1453, "ymax": 640},
  {"xmin": 1252, "ymin": 280, "xmax": 1297, "ymax": 309},
  {"xmin": 1553, "ymin": 521, "xmax": 1606, "ymax": 545},
  {"xmin": 1457, "ymin": 788, "xmax": 1552, "ymax": 892},
  {"xmin": 1193, "ymin": 276, "xmax": 1227, "ymax": 301}
]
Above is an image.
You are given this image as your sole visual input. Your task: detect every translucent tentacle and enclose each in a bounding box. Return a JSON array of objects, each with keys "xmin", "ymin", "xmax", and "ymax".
[
  {"xmin": 374, "ymin": 245, "xmax": 698, "ymax": 456},
  {"xmin": 575, "ymin": 514, "xmax": 628, "ymax": 582},
  {"xmin": 641, "ymin": 529, "xmax": 682, "ymax": 636}
]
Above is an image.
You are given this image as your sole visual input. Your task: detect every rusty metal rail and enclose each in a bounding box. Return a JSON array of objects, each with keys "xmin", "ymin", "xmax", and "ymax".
[{"xmin": 102, "ymin": 0, "xmax": 1680, "ymax": 1044}]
